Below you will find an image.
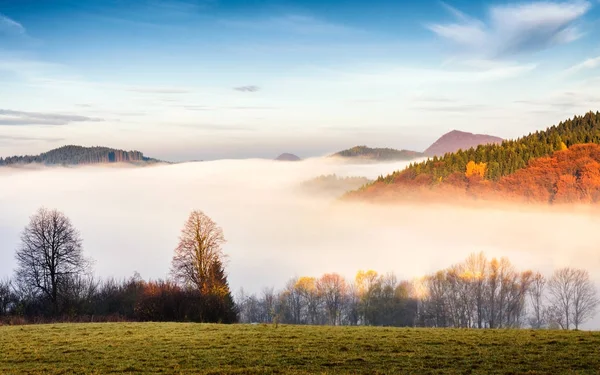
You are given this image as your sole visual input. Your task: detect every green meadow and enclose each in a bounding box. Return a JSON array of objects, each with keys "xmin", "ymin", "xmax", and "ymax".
[{"xmin": 1, "ymin": 323, "xmax": 599, "ymax": 374}]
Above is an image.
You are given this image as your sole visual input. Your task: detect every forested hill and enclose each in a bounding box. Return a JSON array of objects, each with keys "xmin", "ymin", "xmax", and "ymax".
[
  {"xmin": 0, "ymin": 145, "xmax": 162, "ymax": 166},
  {"xmin": 379, "ymin": 112, "xmax": 600, "ymax": 183},
  {"xmin": 332, "ymin": 146, "xmax": 424, "ymax": 161},
  {"xmin": 347, "ymin": 111, "xmax": 600, "ymax": 203}
]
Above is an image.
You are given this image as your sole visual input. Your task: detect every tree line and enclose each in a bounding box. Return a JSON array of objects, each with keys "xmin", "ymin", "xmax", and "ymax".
[
  {"xmin": 333, "ymin": 146, "xmax": 424, "ymax": 161},
  {"xmin": 0, "ymin": 208, "xmax": 237, "ymax": 324},
  {"xmin": 373, "ymin": 111, "xmax": 600, "ymax": 184},
  {"xmin": 236, "ymin": 253, "xmax": 598, "ymax": 330},
  {"xmin": 0, "ymin": 145, "xmax": 159, "ymax": 166},
  {"xmin": 2, "ymin": 209, "xmax": 597, "ymax": 329}
]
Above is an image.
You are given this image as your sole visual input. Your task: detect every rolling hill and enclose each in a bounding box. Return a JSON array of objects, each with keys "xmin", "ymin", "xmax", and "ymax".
[
  {"xmin": 346, "ymin": 111, "xmax": 600, "ymax": 204},
  {"xmin": 275, "ymin": 153, "xmax": 301, "ymax": 161},
  {"xmin": 0, "ymin": 145, "xmax": 162, "ymax": 166},
  {"xmin": 332, "ymin": 146, "xmax": 423, "ymax": 161},
  {"xmin": 424, "ymin": 130, "xmax": 503, "ymax": 157}
]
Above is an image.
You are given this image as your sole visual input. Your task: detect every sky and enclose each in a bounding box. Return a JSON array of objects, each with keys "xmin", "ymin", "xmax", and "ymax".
[{"xmin": 1, "ymin": 0, "xmax": 600, "ymax": 161}]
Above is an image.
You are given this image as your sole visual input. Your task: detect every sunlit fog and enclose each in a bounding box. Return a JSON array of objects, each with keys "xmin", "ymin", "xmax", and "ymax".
[{"xmin": 2, "ymin": 158, "xmax": 600, "ymax": 328}]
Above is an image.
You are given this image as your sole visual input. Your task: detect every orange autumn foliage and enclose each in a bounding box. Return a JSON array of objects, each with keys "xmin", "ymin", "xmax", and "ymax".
[
  {"xmin": 347, "ymin": 144, "xmax": 600, "ymax": 205},
  {"xmin": 497, "ymin": 144, "xmax": 600, "ymax": 203}
]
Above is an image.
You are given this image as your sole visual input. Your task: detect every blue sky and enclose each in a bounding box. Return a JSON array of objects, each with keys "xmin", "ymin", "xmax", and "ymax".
[{"xmin": 1, "ymin": 0, "xmax": 599, "ymax": 161}]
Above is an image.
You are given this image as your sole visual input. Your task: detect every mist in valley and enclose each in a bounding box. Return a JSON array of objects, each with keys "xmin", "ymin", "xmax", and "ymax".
[{"xmin": 1, "ymin": 157, "xmax": 600, "ymax": 327}]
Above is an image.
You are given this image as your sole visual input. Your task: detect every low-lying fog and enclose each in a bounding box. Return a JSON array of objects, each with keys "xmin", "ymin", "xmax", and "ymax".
[{"xmin": 1, "ymin": 157, "xmax": 600, "ymax": 327}]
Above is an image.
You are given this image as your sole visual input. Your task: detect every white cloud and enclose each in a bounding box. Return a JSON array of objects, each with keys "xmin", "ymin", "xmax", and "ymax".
[
  {"xmin": 428, "ymin": 1, "xmax": 591, "ymax": 56},
  {"xmin": 323, "ymin": 62, "xmax": 538, "ymax": 86},
  {"xmin": 0, "ymin": 13, "xmax": 25, "ymax": 35},
  {"xmin": 0, "ymin": 109, "xmax": 104, "ymax": 126},
  {"xmin": 0, "ymin": 56, "xmax": 72, "ymax": 82},
  {"xmin": 127, "ymin": 86, "xmax": 193, "ymax": 94},
  {"xmin": 566, "ymin": 56, "xmax": 600, "ymax": 73}
]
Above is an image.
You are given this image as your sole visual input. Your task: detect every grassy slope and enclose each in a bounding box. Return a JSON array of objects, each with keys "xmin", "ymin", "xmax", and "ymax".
[{"xmin": 1, "ymin": 323, "xmax": 599, "ymax": 374}]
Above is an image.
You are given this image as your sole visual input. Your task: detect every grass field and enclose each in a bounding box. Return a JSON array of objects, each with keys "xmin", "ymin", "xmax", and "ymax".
[{"xmin": 1, "ymin": 323, "xmax": 599, "ymax": 374}]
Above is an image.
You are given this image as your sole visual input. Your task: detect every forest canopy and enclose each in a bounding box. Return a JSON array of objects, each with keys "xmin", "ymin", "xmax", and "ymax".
[
  {"xmin": 0, "ymin": 145, "xmax": 161, "ymax": 166},
  {"xmin": 332, "ymin": 146, "xmax": 424, "ymax": 161},
  {"xmin": 348, "ymin": 112, "xmax": 600, "ymax": 204},
  {"xmin": 378, "ymin": 111, "xmax": 600, "ymax": 183}
]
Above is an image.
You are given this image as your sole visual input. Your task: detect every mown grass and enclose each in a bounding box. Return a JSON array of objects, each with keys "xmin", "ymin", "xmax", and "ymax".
[{"xmin": 1, "ymin": 323, "xmax": 599, "ymax": 374}]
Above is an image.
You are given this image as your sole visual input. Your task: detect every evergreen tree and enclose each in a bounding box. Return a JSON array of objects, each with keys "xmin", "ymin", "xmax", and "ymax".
[{"xmin": 366, "ymin": 111, "xmax": 600, "ymax": 186}]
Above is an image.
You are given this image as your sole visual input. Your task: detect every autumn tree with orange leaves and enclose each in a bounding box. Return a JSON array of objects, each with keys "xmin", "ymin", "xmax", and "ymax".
[
  {"xmin": 170, "ymin": 210, "xmax": 237, "ymax": 323},
  {"xmin": 317, "ymin": 273, "xmax": 347, "ymax": 325}
]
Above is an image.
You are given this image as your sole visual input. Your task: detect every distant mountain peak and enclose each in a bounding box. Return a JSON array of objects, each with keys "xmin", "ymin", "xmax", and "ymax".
[
  {"xmin": 425, "ymin": 130, "xmax": 503, "ymax": 157},
  {"xmin": 275, "ymin": 153, "xmax": 301, "ymax": 161}
]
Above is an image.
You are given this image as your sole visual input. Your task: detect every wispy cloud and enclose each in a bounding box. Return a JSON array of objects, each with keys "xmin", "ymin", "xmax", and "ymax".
[
  {"xmin": 428, "ymin": 1, "xmax": 591, "ymax": 57},
  {"xmin": 0, "ymin": 109, "xmax": 103, "ymax": 126},
  {"xmin": 175, "ymin": 123, "xmax": 256, "ymax": 132},
  {"xmin": 0, "ymin": 13, "xmax": 25, "ymax": 35},
  {"xmin": 226, "ymin": 106, "xmax": 278, "ymax": 110},
  {"xmin": 514, "ymin": 90, "xmax": 600, "ymax": 112},
  {"xmin": 411, "ymin": 103, "xmax": 490, "ymax": 113},
  {"xmin": 147, "ymin": 0, "xmax": 207, "ymax": 14},
  {"xmin": 410, "ymin": 94, "xmax": 458, "ymax": 103},
  {"xmin": 0, "ymin": 135, "xmax": 65, "ymax": 142},
  {"xmin": 565, "ymin": 56, "xmax": 600, "ymax": 73},
  {"xmin": 234, "ymin": 85, "xmax": 260, "ymax": 93},
  {"xmin": 0, "ymin": 57, "xmax": 78, "ymax": 83},
  {"xmin": 331, "ymin": 62, "xmax": 537, "ymax": 86},
  {"xmin": 409, "ymin": 94, "xmax": 490, "ymax": 113},
  {"xmin": 128, "ymin": 86, "xmax": 192, "ymax": 94},
  {"xmin": 181, "ymin": 105, "xmax": 213, "ymax": 111},
  {"xmin": 221, "ymin": 14, "xmax": 359, "ymax": 35}
]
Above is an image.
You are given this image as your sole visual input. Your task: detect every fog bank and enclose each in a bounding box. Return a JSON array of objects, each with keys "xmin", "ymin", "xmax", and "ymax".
[{"xmin": 1, "ymin": 158, "xmax": 600, "ymax": 326}]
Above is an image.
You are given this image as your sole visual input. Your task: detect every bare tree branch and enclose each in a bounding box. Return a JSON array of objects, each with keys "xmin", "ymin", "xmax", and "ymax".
[{"xmin": 14, "ymin": 207, "xmax": 91, "ymax": 314}]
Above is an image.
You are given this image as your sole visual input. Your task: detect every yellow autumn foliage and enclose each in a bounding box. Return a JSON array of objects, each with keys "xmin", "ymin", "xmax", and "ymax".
[
  {"xmin": 295, "ymin": 276, "xmax": 317, "ymax": 292},
  {"xmin": 355, "ymin": 270, "xmax": 378, "ymax": 295},
  {"xmin": 465, "ymin": 160, "xmax": 487, "ymax": 178}
]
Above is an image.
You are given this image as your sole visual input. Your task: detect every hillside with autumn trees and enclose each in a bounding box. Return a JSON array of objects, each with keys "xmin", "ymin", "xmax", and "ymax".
[{"xmin": 346, "ymin": 111, "xmax": 600, "ymax": 204}]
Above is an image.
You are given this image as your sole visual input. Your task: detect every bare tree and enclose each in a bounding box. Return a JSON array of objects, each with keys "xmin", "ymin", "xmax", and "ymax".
[
  {"xmin": 283, "ymin": 277, "xmax": 302, "ymax": 324},
  {"xmin": 170, "ymin": 210, "xmax": 226, "ymax": 294},
  {"xmin": 419, "ymin": 271, "xmax": 449, "ymax": 327},
  {"xmin": 0, "ymin": 278, "xmax": 14, "ymax": 316},
  {"xmin": 418, "ymin": 254, "xmax": 532, "ymax": 329},
  {"xmin": 548, "ymin": 268, "xmax": 575, "ymax": 329},
  {"xmin": 571, "ymin": 269, "xmax": 599, "ymax": 329},
  {"xmin": 261, "ymin": 287, "xmax": 279, "ymax": 324},
  {"xmin": 14, "ymin": 207, "xmax": 90, "ymax": 314},
  {"xmin": 344, "ymin": 283, "xmax": 360, "ymax": 326},
  {"xmin": 528, "ymin": 272, "xmax": 547, "ymax": 328},
  {"xmin": 465, "ymin": 252, "xmax": 487, "ymax": 328},
  {"xmin": 548, "ymin": 267, "xmax": 599, "ymax": 329},
  {"xmin": 317, "ymin": 273, "xmax": 347, "ymax": 325},
  {"xmin": 295, "ymin": 276, "xmax": 321, "ymax": 324}
]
